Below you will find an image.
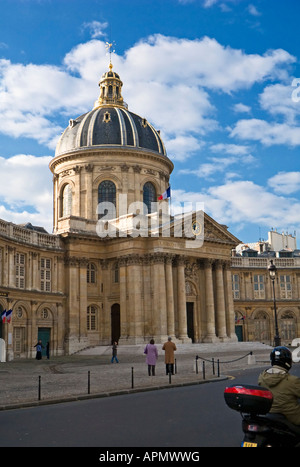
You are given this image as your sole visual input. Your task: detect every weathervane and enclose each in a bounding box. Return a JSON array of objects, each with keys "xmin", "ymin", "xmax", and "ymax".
[{"xmin": 105, "ymin": 41, "xmax": 116, "ymax": 68}]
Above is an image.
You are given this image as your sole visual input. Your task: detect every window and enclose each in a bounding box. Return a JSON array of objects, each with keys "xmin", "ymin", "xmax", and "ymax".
[
  {"xmin": 113, "ymin": 263, "xmax": 119, "ymax": 283},
  {"xmin": 87, "ymin": 263, "xmax": 96, "ymax": 284},
  {"xmin": 87, "ymin": 306, "xmax": 97, "ymax": 331},
  {"xmin": 41, "ymin": 258, "xmax": 51, "ymax": 292},
  {"xmin": 232, "ymin": 274, "xmax": 240, "ymax": 299},
  {"xmin": 253, "ymin": 274, "xmax": 265, "ymax": 299},
  {"xmin": 143, "ymin": 182, "xmax": 156, "ymax": 214},
  {"xmin": 62, "ymin": 184, "xmax": 72, "ymax": 217},
  {"xmin": 98, "ymin": 180, "xmax": 116, "ymax": 219},
  {"xmin": 16, "ymin": 253, "xmax": 25, "ymax": 289},
  {"xmin": 280, "ymin": 275, "xmax": 292, "ymax": 299}
]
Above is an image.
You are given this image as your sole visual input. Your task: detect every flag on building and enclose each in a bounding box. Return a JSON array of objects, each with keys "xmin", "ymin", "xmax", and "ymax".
[
  {"xmin": 1, "ymin": 309, "xmax": 7, "ymax": 323},
  {"xmin": 158, "ymin": 186, "xmax": 171, "ymax": 200},
  {"xmin": 6, "ymin": 309, "xmax": 12, "ymax": 323}
]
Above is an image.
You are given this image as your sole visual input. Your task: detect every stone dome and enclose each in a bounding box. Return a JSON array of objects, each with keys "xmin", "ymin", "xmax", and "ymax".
[{"xmin": 55, "ymin": 62, "xmax": 166, "ymax": 157}]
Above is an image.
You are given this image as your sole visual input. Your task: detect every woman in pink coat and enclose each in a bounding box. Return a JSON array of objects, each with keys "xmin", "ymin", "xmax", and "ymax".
[{"xmin": 144, "ymin": 339, "xmax": 158, "ymax": 376}]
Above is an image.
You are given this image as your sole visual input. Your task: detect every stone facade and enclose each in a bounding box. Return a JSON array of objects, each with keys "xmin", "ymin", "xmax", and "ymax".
[
  {"xmin": 232, "ymin": 255, "xmax": 300, "ymax": 346},
  {"xmin": 0, "ymin": 62, "xmax": 242, "ymax": 358}
]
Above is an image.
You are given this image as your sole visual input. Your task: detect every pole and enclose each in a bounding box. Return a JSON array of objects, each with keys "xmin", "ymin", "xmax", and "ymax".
[{"xmin": 272, "ymin": 280, "xmax": 281, "ymax": 347}]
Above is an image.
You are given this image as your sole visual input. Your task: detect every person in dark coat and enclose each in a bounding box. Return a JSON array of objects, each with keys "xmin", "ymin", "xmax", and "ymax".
[
  {"xmin": 34, "ymin": 340, "xmax": 44, "ymax": 360},
  {"xmin": 162, "ymin": 336, "xmax": 177, "ymax": 375},
  {"xmin": 111, "ymin": 341, "xmax": 119, "ymax": 363}
]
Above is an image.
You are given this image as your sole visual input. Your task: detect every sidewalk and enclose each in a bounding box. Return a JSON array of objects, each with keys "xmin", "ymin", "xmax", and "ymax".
[{"xmin": 0, "ymin": 342, "xmax": 272, "ymax": 411}]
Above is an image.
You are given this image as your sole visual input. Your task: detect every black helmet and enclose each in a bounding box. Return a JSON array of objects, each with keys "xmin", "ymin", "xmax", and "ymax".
[{"xmin": 270, "ymin": 346, "xmax": 292, "ymax": 371}]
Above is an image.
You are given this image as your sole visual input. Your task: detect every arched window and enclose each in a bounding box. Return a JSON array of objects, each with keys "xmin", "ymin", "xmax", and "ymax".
[
  {"xmin": 143, "ymin": 182, "xmax": 156, "ymax": 214},
  {"xmin": 62, "ymin": 184, "xmax": 72, "ymax": 217},
  {"xmin": 98, "ymin": 180, "xmax": 116, "ymax": 219}
]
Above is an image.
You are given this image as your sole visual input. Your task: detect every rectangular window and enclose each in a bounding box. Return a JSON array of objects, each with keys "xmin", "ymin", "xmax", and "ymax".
[
  {"xmin": 41, "ymin": 258, "xmax": 51, "ymax": 292},
  {"xmin": 232, "ymin": 274, "xmax": 240, "ymax": 299},
  {"xmin": 16, "ymin": 253, "xmax": 25, "ymax": 289},
  {"xmin": 280, "ymin": 275, "xmax": 292, "ymax": 299},
  {"xmin": 87, "ymin": 306, "xmax": 97, "ymax": 331},
  {"xmin": 253, "ymin": 274, "xmax": 265, "ymax": 299}
]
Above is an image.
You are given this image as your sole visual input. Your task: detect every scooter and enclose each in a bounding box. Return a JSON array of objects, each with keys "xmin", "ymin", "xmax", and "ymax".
[{"xmin": 224, "ymin": 384, "xmax": 300, "ymax": 447}]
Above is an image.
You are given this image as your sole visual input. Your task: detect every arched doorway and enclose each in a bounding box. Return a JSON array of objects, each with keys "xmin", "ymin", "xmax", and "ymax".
[{"xmin": 111, "ymin": 303, "xmax": 120, "ymax": 344}]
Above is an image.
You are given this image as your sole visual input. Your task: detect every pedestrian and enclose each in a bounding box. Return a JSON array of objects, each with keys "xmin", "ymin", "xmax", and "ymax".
[
  {"xmin": 34, "ymin": 339, "xmax": 44, "ymax": 360},
  {"xmin": 144, "ymin": 339, "xmax": 158, "ymax": 376},
  {"xmin": 111, "ymin": 341, "xmax": 119, "ymax": 363},
  {"xmin": 162, "ymin": 336, "xmax": 177, "ymax": 375},
  {"xmin": 46, "ymin": 341, "xmax": 50, "ymax": 360}
]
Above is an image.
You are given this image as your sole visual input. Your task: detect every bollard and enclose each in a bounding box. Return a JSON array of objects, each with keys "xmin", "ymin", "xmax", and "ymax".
[
  {"xmin": 131, "ymin": 367, "xmax": 134, "ymax": 389},
  {"xmin": 169, "ymin": 371, "xmax": 172, "ymax": 384},
  {"xmin": 248, "ymin": 351, "xmax": 256, "ymax": 365},
  {"xmin": 175, "ymin": 358, "xmax": 177, "ymax": 374},
  {"xmin": 212, "ymin": 357, "xmax": 215, "ymax": 375},
  {"xmin": 88, "ymin": 370, "xmax": 90, "ymax": 394},
  {"xmin": 202, "ymin": 361, "xmax": 206, "ymax": 380},
  {"xmin": 38, "ymin": 375, "xmax": 41, "ymax": 401},
  {"xmin": 195, "ymin": 356, "xmax": 198, "ymax": 374},
  {"xmin": 217, "ymin": 359, "xmax": 220, "ymax": 377}
]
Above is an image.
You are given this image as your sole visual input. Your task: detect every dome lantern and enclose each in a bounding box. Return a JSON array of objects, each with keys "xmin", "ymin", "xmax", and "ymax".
[{"xmin": 93, "ymin": 61, "xmax": 127, "ymax": 110}]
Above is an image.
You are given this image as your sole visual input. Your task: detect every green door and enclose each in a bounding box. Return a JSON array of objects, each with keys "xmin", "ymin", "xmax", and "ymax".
[
  {"xmin": 235, "ymin": 325, "xmax": 243, "ymax": 342},
  {"xmin": 38, "ymin": 328, "xmax": 51, "ymax": 357}
]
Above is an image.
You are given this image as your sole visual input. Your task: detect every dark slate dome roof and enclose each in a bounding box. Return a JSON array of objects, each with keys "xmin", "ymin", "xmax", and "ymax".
[
  {"xmin": 55, "ymin": 106, "xmax": 166, "ymax": 157},
  {"xmin": 55, "ymin": 62, "xmax": 166, "ymax": 157}
]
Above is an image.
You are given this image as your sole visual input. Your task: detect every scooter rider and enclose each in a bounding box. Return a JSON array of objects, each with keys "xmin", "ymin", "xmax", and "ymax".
[{"xmin": 258, "ymin": 346, "xmax": 300, "ymax": 426}]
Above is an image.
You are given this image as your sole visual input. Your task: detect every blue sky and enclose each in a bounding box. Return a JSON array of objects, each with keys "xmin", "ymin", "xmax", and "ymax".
[{"xmin": 0, "ymin": 0, "xmax": 300, "ymax": 246}]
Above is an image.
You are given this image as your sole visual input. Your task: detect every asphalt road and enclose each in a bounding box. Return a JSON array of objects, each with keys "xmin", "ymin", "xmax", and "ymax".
[{"xmin": 0, "ymin": 367, "xmax": 266, "ymax": 449}]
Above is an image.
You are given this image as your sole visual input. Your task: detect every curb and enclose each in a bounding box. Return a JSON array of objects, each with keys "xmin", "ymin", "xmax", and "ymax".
[{"xmin": 0, "ymin": 375, "xmax": 228, "ymax": 411}]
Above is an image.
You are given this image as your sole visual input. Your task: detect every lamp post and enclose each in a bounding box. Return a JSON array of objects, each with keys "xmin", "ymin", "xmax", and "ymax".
[{"xmin": 268, "ymin": 259, "xmax": 281, "ymax": 347}]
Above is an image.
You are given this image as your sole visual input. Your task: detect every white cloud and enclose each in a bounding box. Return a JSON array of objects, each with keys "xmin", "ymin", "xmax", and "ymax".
[
  {"xmin": 210, "ymin": 143, "xmax": 252, "ymax": 155},
  {"xmin": 172, "ymin": 181, "xmax": 300, "ymax": 239},
  {"xmin": 247, "ymin": 4, "xmax": 262, "ymax": 16},
  {"xmin": 268, "ymin": 171, "xmax": 300, "ymax": 195},
  {"xmin": 0, "ymin": 36, "xmax": 295, "ymax": 159},
  {"xmin": 233, "ymin": 103, "xmax": 251, "ymax": 113},
  {"xmin": 0, "ymin": 154, "xmax": 53, "ymax": 232},
  {"xmin": 82, "ymin": 21, "xmax": 109, "ymax": 39},
  {"xmin": 230, "ymin": 118, "xmax": 300, "ymax": 146}
]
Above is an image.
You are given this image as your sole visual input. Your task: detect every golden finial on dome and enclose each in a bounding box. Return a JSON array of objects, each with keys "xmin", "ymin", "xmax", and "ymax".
[
  {"xmin": 105, "ymin": 41, "xmax": 115, "ymax": 69},
  {"xmin": 93, "ymin": 41, "xmax": 127, "ymax": 110}
]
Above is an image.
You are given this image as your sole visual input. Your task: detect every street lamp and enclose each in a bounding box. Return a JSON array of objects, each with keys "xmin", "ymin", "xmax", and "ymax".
[{"xmin": 268, "ymin": 259, "xmax": 281, "ymax": 347}]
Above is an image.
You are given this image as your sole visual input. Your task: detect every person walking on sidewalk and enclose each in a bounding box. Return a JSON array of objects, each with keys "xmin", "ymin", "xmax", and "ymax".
[
  {"xmin": 162, "ymin": 336, "xmax": 176, "ymax": 375},
  {"xmin": 111, "ymin": 341, "xmax": 119, "ymax": 363},
  {"xmin": 144, "ymin": 339, "xmax": 158, "ymax": 376}
]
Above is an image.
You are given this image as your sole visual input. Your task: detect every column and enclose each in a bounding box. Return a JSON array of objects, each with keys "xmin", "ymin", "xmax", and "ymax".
[
  {"xmin": 152, "ymin": 254, "xmax": 168, "ymax": 341},
  {"xmin": 118, "ymin": 257, "xmax": 128, "ymax": 342},
  {"xmin": 79, "ymin": 258, "xmax": 88, "ymax": 343},
  {"xmin": 127, "ymin": 255, "xmax": 143, "ymax": 343},
  {"xmin": 215, "ymin": 260, "xmax": 227, "ymax": 340},
  {"xmin": 165, "ymin": 255, "xmax": 175, "ymax": 339},
  {"xmin": 224, "ymin": 261, "xmax": 238, "ymax": 341},
  {"xmin": 65, "ymin": 256, "xmax": 80, "ymax": 353},
  {"xmin": 203, "ymin": 259, "xmax": 218, "ymax": 343},
  {"xmin": 177, "ymin": 256, "xmax": 189, "ymax": 342},
  {"xmin": 85, "ymin": 164, "xmax": 94, "ymax": 220}
]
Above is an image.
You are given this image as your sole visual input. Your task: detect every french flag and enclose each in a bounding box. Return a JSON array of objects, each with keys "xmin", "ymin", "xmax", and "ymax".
[
  {"xmin": 158, "ymin": 186, "xmax": 171, "ymax": 200},
  {"xmin": 6, "ymin": 309, "xmax": 12, "ymax": 323},
  {"xmin": 1, "ymin": 310, "xmax": 7, "ymax": 323}
]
